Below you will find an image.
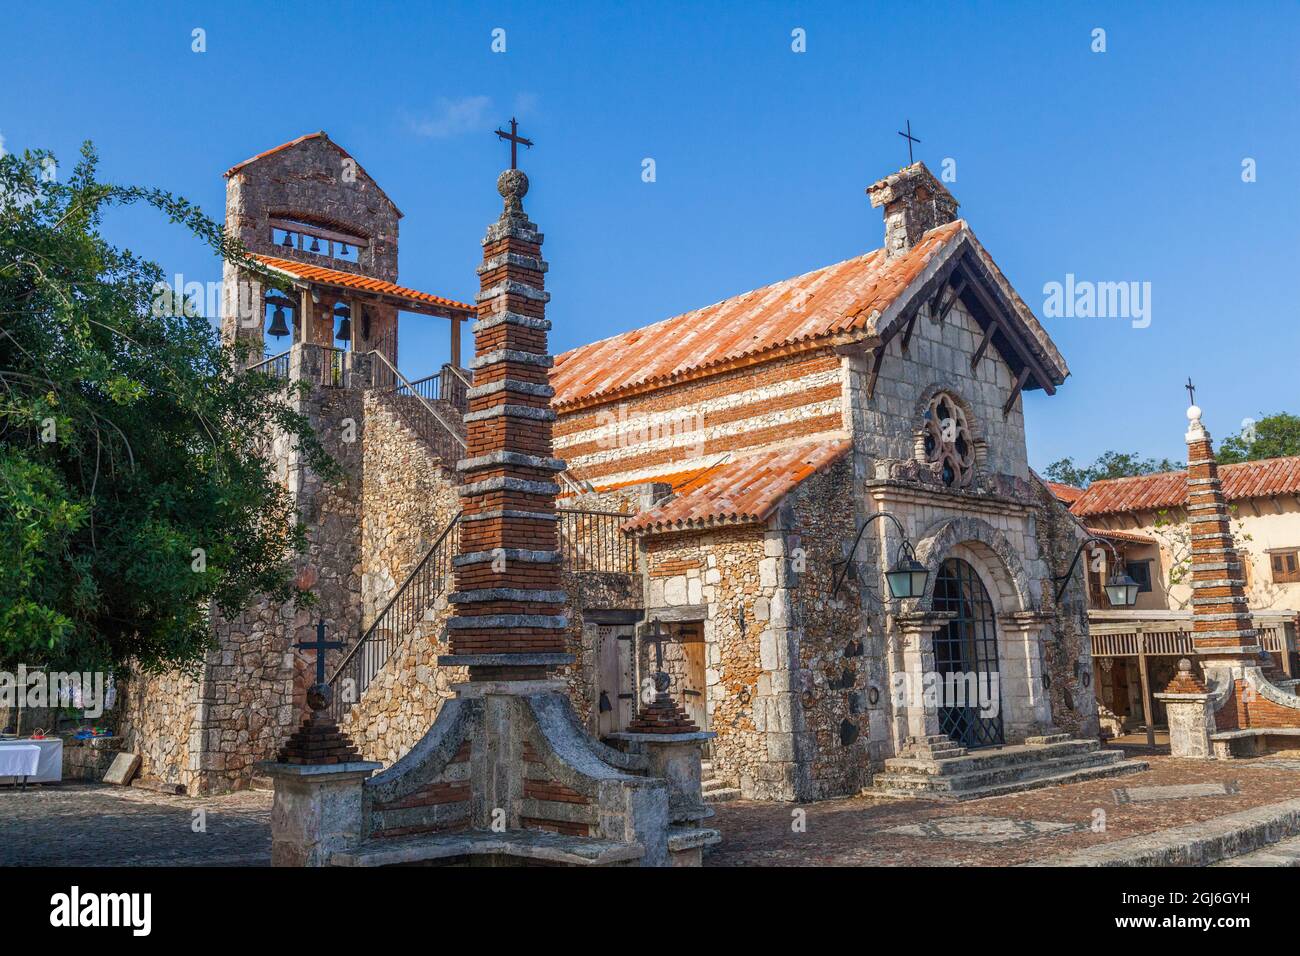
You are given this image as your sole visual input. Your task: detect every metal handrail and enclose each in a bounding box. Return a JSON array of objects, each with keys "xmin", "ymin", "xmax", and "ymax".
[
  {"xmin": 556, "ymin": 507, "xmax": 637, "ymax": 573},
  {"xmin": 369, "ymin": 349, "xmax": 466, "ymax": 452},
  {"xmin": 328, "ymin": 512, "xmax": 461, "ymax": 719},
  {"xmin": 248, "ymin": 349, "xmax": 291, "ymax": 379}
]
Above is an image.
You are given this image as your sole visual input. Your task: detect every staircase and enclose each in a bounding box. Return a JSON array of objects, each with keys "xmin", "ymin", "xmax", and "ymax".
[
  {"xmin": 701, "ymin": 761, "xmax": 742, "ymax": 803},
  {"xmin": 868, "ymin": 733, "xmax": 1147, "ymax": 801},
  {"xmin": 328, "ymin": 513, "xmax": 461, "ymax": 721}
]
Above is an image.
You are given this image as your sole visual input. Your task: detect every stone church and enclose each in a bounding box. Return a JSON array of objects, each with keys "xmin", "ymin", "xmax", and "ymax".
[{"xmin": 118, "ymin": 131, "xmax": 1139, "ymax": 802}]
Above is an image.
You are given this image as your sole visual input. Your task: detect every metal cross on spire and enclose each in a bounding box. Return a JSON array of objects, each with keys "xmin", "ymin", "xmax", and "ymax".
[
  {"xmin": 897, "ymin": 119, "xmax": 921, "ymax": 165},
  {"xmin": 298, "ymin": 621, "xmax": 343, "ymax": 687},
  {"xmin": 1186, "ymin": 377, "xmax": 1196, "ymax": 406},
  {"xmin": 494, "ymin": 117, "xmax": 533, "ymax": 170}
]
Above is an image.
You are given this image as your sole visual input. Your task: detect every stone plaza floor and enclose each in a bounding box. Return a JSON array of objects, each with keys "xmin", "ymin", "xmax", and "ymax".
[{"xmin": 5, "ymin": 747, "xmax": 1300, "ymax": 867}]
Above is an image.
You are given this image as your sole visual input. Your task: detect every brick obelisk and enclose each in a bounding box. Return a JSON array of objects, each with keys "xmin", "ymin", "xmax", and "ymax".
[
  {"xmin": 443, "ymin": 164, "xmax": 570, "ymax": 680},
  {"xmin": 1183, "ymin": 402, "xmax": 1260, "ymax": 667}
]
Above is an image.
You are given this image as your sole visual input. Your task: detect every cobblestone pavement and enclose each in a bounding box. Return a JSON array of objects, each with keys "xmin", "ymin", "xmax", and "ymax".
[
  {"xmin": 0, "ymin": 783, "xmax": 272, "ymax": 866},
  {"xmin": 704, "ymin": 753, "xmax": 1300, "ymax": 866},
  {"xmin": 6, "ymin": 751, "xmax": 1300, "ymax": 867}
]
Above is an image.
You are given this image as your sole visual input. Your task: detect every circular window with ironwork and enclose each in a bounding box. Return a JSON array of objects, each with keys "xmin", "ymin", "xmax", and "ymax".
[{"xmin": 923, "ymin": 393, "xmax": 976, "ymax": 488}]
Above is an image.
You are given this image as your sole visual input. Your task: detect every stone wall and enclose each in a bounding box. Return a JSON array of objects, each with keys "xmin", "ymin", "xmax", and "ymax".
[
  {"xmin": 553, "ymin": 350, "xmax": 844, "ymax": 490},
  {"xmin": 117, "ymin": 668, "xmax": 202, "ymax": 790},
  {"xmin": 779, "ymin": 455, "xmax": 874, "ymax": 798},
  {"xmin": 1032, "ymin": 477, "xmax": 1101, "ymax": 739}
]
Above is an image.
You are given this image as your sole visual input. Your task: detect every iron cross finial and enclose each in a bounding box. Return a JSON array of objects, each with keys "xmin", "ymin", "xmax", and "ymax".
[
  {"xmin": 297, "ymin": 621, "xmax": 344, "ymax": 687},
  {"xmin": 494, "ymin": 117, "xmax": 534, "ymax": 170},
  {"xmin": 897, "ymin": 119, "xmax": 921, "ymax": 165},
  {"xmin": 645, "ymin": 618, "xmax": 671, "ymax": 693},
  {"xmin": 1185, "ymin": 377, "xmax": 1196, "ymax": 406}
]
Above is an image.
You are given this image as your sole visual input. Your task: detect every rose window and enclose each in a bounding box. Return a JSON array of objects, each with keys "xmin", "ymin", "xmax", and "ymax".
[{"xmin": 923, "ymin": 394, "xmax": 975, "ymax": 488}]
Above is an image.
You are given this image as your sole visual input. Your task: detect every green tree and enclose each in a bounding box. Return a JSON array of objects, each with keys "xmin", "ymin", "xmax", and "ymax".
[
  {"xmin": 1217, "ymin": 412, "xmax": 1300, "ymax": 464},
  {"xmin": 0, "ymin": 143, "xmax": 334, "ymax": 675},
  {"xmin": 1044, "ymin": 450, "xmax": 1183, "ymax": 489}
]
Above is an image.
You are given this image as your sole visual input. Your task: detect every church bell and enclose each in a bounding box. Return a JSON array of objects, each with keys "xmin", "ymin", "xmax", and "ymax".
[
  {"xmin": 267, "ymin": 305, "xmax": 290, "ymax": 339},
  {"xmin": 281, "ymin": 231, "xmax": 294, "ymax": 249},
  {"xmin": 335, "ymin": 305, "xmax": 352, "ymax": 342}
]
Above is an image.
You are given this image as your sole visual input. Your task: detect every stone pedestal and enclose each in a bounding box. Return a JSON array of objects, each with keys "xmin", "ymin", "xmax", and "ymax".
[
  {"xmin": 1154, "ymin": 693, "xmax": 1215, "ymax": 759},
  {"xmin": 258, "ymin": 760, "xmax": 382, "ymax": 866},
  {"xmin": 892, "ymin": 612, "xmax": 954, "ymax": 751},
  {"xmin": 607, "ymin": 730, "xmax": 720, "ymax": 867}
]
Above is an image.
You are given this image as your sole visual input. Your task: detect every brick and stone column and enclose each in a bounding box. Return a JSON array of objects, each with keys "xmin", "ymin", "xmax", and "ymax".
[
  {"xmin": 1184, "ymin": 404, "xmax": 1260, "ymax": 669},
  {"xmin": 444, "ymin": 168, "xmax": 570, "ymax": 681}
]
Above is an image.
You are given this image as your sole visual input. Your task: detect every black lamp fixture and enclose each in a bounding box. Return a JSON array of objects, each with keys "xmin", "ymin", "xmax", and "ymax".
[
  {"xmin": 832, "ymin": 511, "xmax": 930, "ymax": 600},
  {"xmin": 1053, "ymin": 535, "xmax": 1140, "ymax": 607}
]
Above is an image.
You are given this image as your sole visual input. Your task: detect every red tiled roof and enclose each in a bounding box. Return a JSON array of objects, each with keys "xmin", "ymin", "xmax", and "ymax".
[
  {"xmin": 1044, "ymin": 481, "xmax": 1084, "ymax": 505},
  {"xmin": 249, "ymin": 255, "xmax": 474, "ymax": 314},
  {"xmin": 552, "ymin": 222, "xmax": 966, "ymax": 409},
  {"xmin": 1086, "ymin": 526, "xmax": 1156, "ymax": 546},
  {"xmin": 1070, "ymin": 455, "xmax": 1300, "ymax": 517},
  {"xmin": 623, "ymin": 440, "xmax": 852, "ymax": 534}
]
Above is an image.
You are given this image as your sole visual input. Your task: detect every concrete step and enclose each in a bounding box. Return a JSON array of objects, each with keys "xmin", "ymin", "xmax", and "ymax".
[
  {"xmin": 883, "ymin": 739, "xmax": 1100, "ymax": 777},
  {"xmin": 703, "ymin": 787, "xmax": 742, "ymax": 803},
  {"xmin": 871, "ymin": 751, "xmax": 1147, "ymax": 801}
]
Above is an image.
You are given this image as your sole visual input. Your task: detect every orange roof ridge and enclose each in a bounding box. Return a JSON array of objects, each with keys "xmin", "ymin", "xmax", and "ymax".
[
  {"xmin": 250, "ymin": 254, "xmax": 474, "ymax": 314},
  {"xmin": 1070, "ymin": 454, "xmax": 1300, "ymax": 517}
]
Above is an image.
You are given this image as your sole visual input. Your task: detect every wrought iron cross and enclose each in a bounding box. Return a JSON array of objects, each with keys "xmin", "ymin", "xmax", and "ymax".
[
  {"xmin": 1185, "ymin": 377, "xmax": 1196, "ymax": 406},
  {"xmin": 494, "ymin": 117, "xmax": 533, "ymax": 170},
  {"xmin": 298, "ymin": 621, "xmax": 343, "ymax": 686},
  {"xmin": 644, "ymin": 618, "xmax": 671, "ymax": 692},
  {"xmin": 898, "ymin": 119, "xmax": 921, "ymax": 164}
]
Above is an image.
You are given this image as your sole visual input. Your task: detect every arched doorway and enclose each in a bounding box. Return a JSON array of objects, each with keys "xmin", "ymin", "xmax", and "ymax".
[{"xmin": 932, "ymin": 558, "xmax": 1004, "ymax": 748}]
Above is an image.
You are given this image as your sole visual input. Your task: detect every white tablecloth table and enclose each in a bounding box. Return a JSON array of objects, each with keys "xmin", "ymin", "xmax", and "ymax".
[
  {"xmin": 0, "ymin": 737, "xmax": 62, "ymax": 783},
  {"xmin": 0, "ymin": 744, "xmax": 40, "ymax": 783}
]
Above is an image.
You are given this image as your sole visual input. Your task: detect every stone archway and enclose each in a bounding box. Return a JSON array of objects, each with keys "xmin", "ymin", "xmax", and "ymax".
[{"xmin": 903, "ymin": 516, "xmax": 1053, "ymax": 743}]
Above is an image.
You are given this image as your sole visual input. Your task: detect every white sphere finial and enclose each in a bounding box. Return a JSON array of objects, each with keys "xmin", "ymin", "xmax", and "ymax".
[{"xmin": 1187, "ymin": 404, "xmax": 1202, "ymax": 423}]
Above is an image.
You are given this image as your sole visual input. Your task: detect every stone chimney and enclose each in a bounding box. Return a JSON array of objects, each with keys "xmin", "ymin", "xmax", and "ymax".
[
  {"xmin": 1183, "ymin": 402, "xmax": 1260, "ymax": 668},
  {"xmin": 444, "ymin": 167, "xmax": 570, "ymax": 681},
  {"xmin": 867, "ymin": 162, "xmax": 959, "ymax": 258}
]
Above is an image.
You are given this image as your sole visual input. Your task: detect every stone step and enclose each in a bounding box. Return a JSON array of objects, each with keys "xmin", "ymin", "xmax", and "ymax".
[
  {"xmin": 1211, "ymin": 834, "xmax": 1300, "ymax": 867},
  {"xmin": 870, "ymin": 751, "xmax": 1147, "ymax": 801},
  {"xmin": 703, "ymin": 787, "xmax": 742, "ymax": 803},
  {"xmin": 1024, "ymin": 733, "xmax": 1072, "ymax": 745},
  {"xmin": 883, "ymin": 739, "xmax": 1100, "ymax": 777}
]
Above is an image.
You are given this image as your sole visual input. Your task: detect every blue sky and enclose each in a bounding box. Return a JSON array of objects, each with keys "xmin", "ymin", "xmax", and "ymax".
[{"xmin": 4, "ymin": 0, "xmax": 1298, "ymax": 473}]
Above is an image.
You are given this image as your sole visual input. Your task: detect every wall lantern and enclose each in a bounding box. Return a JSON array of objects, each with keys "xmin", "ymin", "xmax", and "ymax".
[
  {"xmin": 1052, "ymin": 535, "xmax": 1140, "ymax": 607},
  {"xmin": 831, "ymin": 511, "xmax": 929, "ymax": 600}
]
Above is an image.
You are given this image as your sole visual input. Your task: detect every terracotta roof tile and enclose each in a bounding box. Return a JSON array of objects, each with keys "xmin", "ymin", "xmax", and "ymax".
[
  {"xmin": 1044, "ymin": 481, "xmax": 1084, "ymax": 504},
  {"xmin": 1085, "ymin": 526, "xmax": 1156, "ymax": 546},
  {"xmin": 1070, "ymin": 455, "xmax": 1300, "ymax": 517},
  {"xmin": 551, "ymin": 223, "xmax": 965, "ymax": 409},
  {"xmin": 623, "ymin": 440, "xmax": 852, "ymax": 534},
  {"xmin": 250, "ymin": 254, "xmax": 474, "ymax": 314}
]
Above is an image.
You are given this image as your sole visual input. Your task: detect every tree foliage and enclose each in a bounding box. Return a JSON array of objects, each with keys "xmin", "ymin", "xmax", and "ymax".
[
  {"xmin": 1043, "ymin": 450, "xmax": 1183, "ymax": 489},
  {"xmin": 1217, "ymin": 412, "xmax": 1300, "ymax": 464},
  {"xmin": 0, "ymin": 143, "xmax": 335, "ymax": 674}
]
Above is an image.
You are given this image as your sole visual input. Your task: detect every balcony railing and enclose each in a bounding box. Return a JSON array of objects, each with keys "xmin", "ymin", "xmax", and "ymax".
[
  {"xmin": 249, "ymin": 350, "xmax": 291, "ymax": 381},
  {"xmin": 557, "ymin": 508, "xmax": 637, "ymax": 574},
  {"xmin": 1089, "ymin": 609, "xmax": 1299, "ymax": 676}
]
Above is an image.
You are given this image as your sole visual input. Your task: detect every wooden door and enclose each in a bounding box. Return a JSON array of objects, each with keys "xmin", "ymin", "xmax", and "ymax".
[
  {"xmin": 596, "ymin": 625, "xmax": 635, "ymax": 736},
  {"xmin": 677, "ymin": 622, "xmax": 708, "ymax": 731}
]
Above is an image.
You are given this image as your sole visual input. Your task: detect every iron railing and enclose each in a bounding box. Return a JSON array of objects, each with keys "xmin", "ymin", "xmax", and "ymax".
[
  {"xmin": 318, "ymin": 346, "xmax": 350, "ymax": 387},
  {"xmin": 249, "ymin": 349, "xmax": 291, "ymax": 381},
  {"xmin": 326, "ymin": 506, "xmax": 639, "ymax": 719},
  {"xmin": 328, "ymin": 514, "xmax": 461, "ymax": 721},
  {"xmin": 557, "ymin": 508, "xmax": 637, "ymax": 573},
  {"xmin": 441, "ymin": 364, "xmax": 472, "ymax": 412},
  {"xmin": 369, "ymin": 350, "xmax": 467, "ymax": 462}
]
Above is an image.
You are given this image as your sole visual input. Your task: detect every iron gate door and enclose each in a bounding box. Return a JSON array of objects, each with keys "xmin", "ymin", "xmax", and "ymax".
[{"xmin": 931, "ymin": 558, "xmax": 1004, "ymax": 748}]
